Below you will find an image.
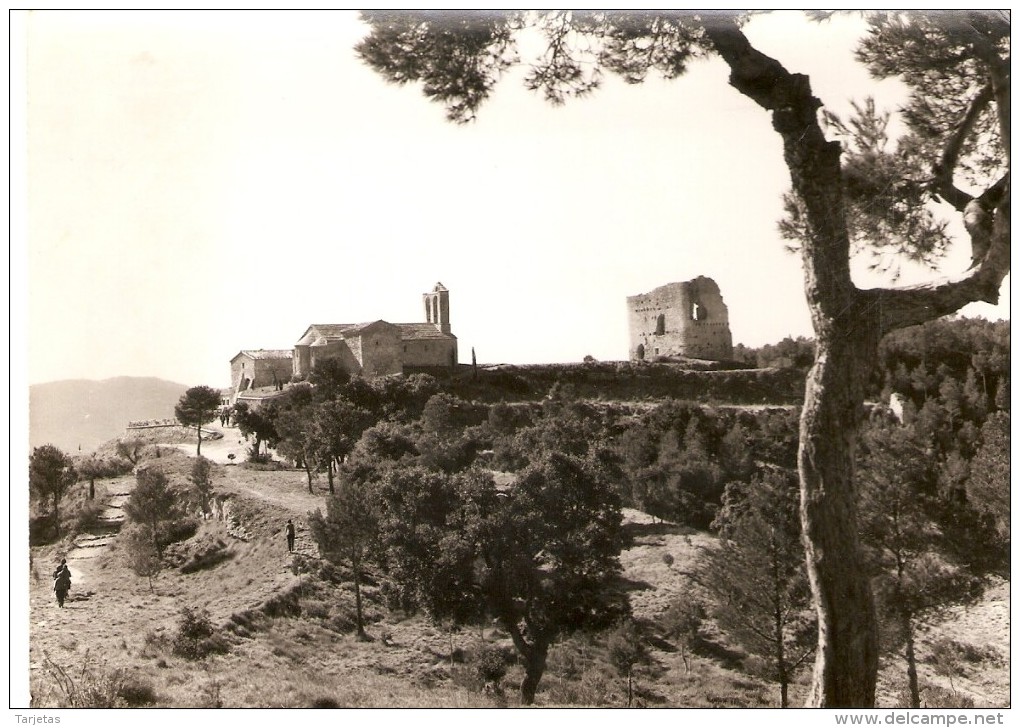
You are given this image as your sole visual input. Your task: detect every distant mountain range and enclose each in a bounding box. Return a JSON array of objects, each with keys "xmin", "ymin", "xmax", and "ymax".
[{"xmin": 29, "ymin": 377, "xmax": 191, "ymax": 453}]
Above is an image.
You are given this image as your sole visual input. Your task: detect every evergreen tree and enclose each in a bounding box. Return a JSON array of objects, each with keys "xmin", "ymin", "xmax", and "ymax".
[
  {"xmin": 29, "ymin": 445, "xmax": 77, "ymax": 538},
  {"xmin": 175, "ymin": 385, "xmax": 223, "ymax": 457},
  {"xmin": 123, "ymin": 468, "xmax": 179, "ymax": 557},
  {"xmin": 701, "ymin": 470, "xmax": 815, "ymax": 707},
  {"xmin": 858, "ymin": 423, "xmax": 979, "ymax": 708},
  {"xmin": 309, "ymin": 477, "xmax": 381, "ymax": 637}
]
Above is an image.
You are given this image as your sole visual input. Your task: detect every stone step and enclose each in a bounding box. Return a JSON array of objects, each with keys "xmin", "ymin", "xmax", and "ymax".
[
  {"xmin": 74, "ymin": 534, "xmax": 108, "ymax": 544},
  {"xmin": 72, "ymin": 539, "xmax": 111, "ymax": 550}
]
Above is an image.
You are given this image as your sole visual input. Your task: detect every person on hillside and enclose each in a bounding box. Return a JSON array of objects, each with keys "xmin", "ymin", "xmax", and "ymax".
[
  {"xmin": 53, "ymin": 564, "xmax": 72, "ymax": 608},
  {"xmin": 285, "ymin": 519, "xmax": 296, "ymax": 553},
  {"xmin": 52, "ymin": 558, "xmax": 70, "ymax": 580}
]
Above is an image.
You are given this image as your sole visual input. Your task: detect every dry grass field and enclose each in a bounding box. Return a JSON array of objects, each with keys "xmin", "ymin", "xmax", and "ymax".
[{"xmin": 26, "ymin": 443, "xmax": 1010, "ymax": 708}]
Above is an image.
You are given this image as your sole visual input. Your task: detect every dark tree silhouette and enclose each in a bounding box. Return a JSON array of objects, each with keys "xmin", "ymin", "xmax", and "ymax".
[
  {"xmin": 29, "ymin": 444, "xmax": 77, "ymax": 538},
  {"xmin": 175, "ymin": 385, "xmax": 223, "ymax": 457},
  {"xmin": 123, "ymin": 467, "xmax": 179, "ymax": 557}
]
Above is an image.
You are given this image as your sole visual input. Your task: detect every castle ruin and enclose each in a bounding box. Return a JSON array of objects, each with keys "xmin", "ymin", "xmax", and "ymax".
[{"xmin": 627, "ymin": 276, "xmax": 733, "ymax": 361}]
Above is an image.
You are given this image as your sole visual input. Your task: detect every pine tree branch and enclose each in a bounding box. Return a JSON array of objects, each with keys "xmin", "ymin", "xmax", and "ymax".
[
  {"xmin": 859, "ymin": 198, "xmax": 1010, "ymax": 336},
  {"xmin": 704, "ymin": 16, "xmax": 857, "ymax": 327},
  {"xmin": 931, "ymin": 84, "xmax": 991, "ymax": 211}
]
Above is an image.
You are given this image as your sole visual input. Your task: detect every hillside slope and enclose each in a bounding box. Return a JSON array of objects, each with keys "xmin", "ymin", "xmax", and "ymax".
[
  {"xmin": 26, "ymin": 451, "xmax": 1009, "ymax": 708},
  {"xmin": 29, "ymin": 377, "xmax": 191, "ymax": 452}
]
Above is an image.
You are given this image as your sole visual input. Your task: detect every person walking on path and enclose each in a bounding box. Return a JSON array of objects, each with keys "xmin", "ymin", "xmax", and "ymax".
[
  {"xmin": 53, "ymin": 562, "xmax": 72, "ymax": 608},
  {"xmin": 52, "ymin": 558, "xmax": 71, "ymax": 580},
  {"xmin": 285, "ymin": 519, "xmax": 296, "ymax": 553}
]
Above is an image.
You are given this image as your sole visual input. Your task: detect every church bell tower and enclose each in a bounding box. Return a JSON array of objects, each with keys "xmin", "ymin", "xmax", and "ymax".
[{"xmin": 423, "ymin": 282, "xmax": 451, "ymax": 334}]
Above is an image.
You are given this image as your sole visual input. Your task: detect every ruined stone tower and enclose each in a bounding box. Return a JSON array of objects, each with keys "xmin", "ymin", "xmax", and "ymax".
[
  {"xmin": 423, "ymin": 282, "xmax": 451, "ymax": 334},
  {"xmin": 627, "ymin": 276, "xmax": 733, "ymax": 361}
]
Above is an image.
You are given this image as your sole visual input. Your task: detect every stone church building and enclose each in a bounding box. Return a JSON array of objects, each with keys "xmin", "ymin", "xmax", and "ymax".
[
  {"xmin": 627, "ymin": 276, "xmax": 733, "ymax": 361},
  {"xmin": 229, "ymin": 283, "xmax": 458, "ymax": 403}
]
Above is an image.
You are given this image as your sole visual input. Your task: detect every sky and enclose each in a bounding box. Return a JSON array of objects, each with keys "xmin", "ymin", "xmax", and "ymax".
[{"xmin": 18, "ymin": 10, "xmax": 1010, "ymax": 388}]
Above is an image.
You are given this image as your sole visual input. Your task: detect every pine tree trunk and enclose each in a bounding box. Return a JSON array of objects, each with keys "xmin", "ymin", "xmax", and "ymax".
[
  {"xmin": 800, "ymin": 330, "xmax": 879, "ymax": 707},
  {"xmin": 353, "ymin": 561, "xmax": 366, "ymax": 639},
  {"xmin": 196, "ymin": 426, "xmax": 202, "ymax": 457},
  {"xmin": 703, "ymin": 13, "xmax": 1010, "ymax": 707},
  {"xmin": 904, "ymin": 613, "xmax": 920, "ymax": 709},
  {"xmin": 774, "ymin": 542, "xmax": 789, "ymax": 708}
]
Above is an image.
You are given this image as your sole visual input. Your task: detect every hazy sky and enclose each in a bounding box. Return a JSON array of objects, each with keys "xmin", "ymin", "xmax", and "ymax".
[{"xmin": 20, "ymin": 10, "xmax": 1010, "ymax": 387}]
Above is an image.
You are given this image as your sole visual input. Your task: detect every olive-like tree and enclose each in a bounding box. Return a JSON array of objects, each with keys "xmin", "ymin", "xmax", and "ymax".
[
  {"xmin": 175, "ymin": 385, "xmax": 223, "ymax": 456},
  {"xmin": 355, "ymin": 10, "xmax": 1010, "ymax": 706},
  {"xmin": 29, "ymin": 444, "xmax": 77, "ymax": 538},
  {"xmin": 123, "ymin": 467, "xmax": 179, "ymax": 557},
  {"xmin": 308, "ymin": 477, "xmax": 380, "ymax": 638},
  {"xmin": 378, "ymin": 456, "xmax": 626, "ymax": 705}
]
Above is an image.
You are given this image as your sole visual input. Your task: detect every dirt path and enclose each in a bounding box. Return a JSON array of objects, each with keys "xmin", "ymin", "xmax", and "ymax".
[{"xmin": 169, "ymin": 424, "xmax": 252, "ymax": 465}]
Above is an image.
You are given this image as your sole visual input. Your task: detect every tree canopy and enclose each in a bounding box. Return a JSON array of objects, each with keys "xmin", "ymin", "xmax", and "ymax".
[
  {"xmin": 175, "ymin": 385, "xmax": 223, "ymax": 456},
  {"xmin": 29, "ymin": 444, "xmax": 77, "ymax": 538}
]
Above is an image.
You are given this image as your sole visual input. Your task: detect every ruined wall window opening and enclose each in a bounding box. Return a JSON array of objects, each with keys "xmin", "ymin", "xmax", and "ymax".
[
  {"xmin": 636, "ymin": 344, "xmax": 645, "ymax": 360},
  {"xmin": 691, "ymin": 302, "xmax": 706, "ymax": 321},
  {"xmin": 655, "ymin": 314, "xmax": 666, "ymax": 336}
]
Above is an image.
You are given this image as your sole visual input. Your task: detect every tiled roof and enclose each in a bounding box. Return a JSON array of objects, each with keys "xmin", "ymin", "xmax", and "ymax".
[
  {"xmin": 342, "ymin": 320, "xmax": 398, "ymax": 335},
  {"xmin": 398, "ymin": 323, "xmax": 456, "ymax": 341},
  {"xmin": 240, "ymin": 349, "xmax": 292, "ymax": 360},
  {"xmin": 297, "ymin": 321, "xmax": 455, "ymax": 345},
  {"xmin": 231, "ymin": 349, "xmax": 293, "ymax": 363},
  {"xmin": 308, "ymin": 324, "xmax": 358, "ymax": 339}
]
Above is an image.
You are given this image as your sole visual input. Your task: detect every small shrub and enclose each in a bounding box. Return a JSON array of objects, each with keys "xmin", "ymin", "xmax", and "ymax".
[
  {"xmin": 544, "ymin": 669, "xmax": 616, "ymax": 707},
  {"xmin": 310, "ymin": 697, "xmax": 339, "ymax": 708},
  {"xmin": 897, "ymin": 683, "xmax": 977, "ymax": 709},
  {"xmin": 141, "ymin": 629, "xmax": 172, "ymax": 657},
  {"xmin": 325, "ymin": 612, "xmax": 358, "ymax": 635},
  {"xmin": 117, "ymin": 675, "xmax": 158, "ymax": 706},
  {"xmin": 928, "ymin": 637, "xmax": 1001, "ymax": 669},
  {"xmin": 72, "ymin": 499, "xmax": 105, "ymax": 535},
  {"xmin": 164, "ymin": 517, "xmax": 200, "ymax": 545},
  {"xmin": 172, "ymin": 607, "xmax": 230, "ymax": 660},
  {"xmin": 179, "ymin": 543, "xmax": 234, "ymax": 574},
  {"xmin": 300, "ymin": 599, "xmax": 330, "ymax": 620},
  {"xmin": 473, "ymin": 644, "xmax": 511, "ymax": 685}
]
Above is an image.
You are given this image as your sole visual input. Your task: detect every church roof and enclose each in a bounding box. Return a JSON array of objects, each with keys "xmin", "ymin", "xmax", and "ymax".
[
  {"xmin": 298, "ymin": 321, "xmax": 404, "ymax": 346},
  {"xmin": 231, "ymin": 349, "xmax": 293, "ymax": 362},
  {"xmin": 397, "ymin": 323, "xmax": 456, "ymax": 341},
  {"xmin": 307, "ymin": 324, "xmax": 358, "ymax": 340}
]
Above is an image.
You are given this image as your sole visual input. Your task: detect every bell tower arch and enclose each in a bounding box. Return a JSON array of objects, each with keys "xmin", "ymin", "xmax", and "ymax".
[{"xmin": 423, "ymin": 282, "xmax": 451, "ymax": 334}]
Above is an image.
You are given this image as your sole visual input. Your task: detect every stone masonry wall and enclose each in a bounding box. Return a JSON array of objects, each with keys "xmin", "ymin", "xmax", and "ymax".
[
  {"xmin": 403, "ymin": 338, "xmax": 457, "ymax": 369},
  {"xmin": 360, "ymin": 329, "xmax": 404, "ymax": 377},
  {"xmin": 627, "ymin": 276, "xmax": 733, "ymax": 361}
]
